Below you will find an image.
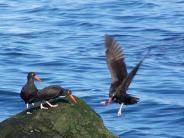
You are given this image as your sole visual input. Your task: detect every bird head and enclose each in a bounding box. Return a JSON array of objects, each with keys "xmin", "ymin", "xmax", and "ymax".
[
  {"xmin": 27, "ymin": 72, "xmax": 42, "ymax": 82},
  {"xmin": 66, "ymin": 90, "xmax": 78, "ymax": 103}
]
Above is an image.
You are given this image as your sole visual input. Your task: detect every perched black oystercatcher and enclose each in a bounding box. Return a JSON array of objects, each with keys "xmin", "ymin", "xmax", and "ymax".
[
  {"xmin": 20, "ymin": 72, "xmax": 42, "ymax": 109},
  {"xmin": 102, "ymin": 34, "xmax": 149, "ymax": 116},
  {"xmin": 38, "ymin": 85, "xmax": 77, "ymax": 109}
]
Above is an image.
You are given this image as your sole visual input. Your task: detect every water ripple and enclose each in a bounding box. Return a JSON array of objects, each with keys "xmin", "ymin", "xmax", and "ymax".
[{"xmin": 0, "ymin": 0, "xmax": 184, "ymax": 137}]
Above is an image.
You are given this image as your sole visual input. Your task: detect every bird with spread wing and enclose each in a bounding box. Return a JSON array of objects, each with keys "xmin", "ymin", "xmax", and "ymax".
[{"xmin": 101, "ymin": 34, "xmax": 149, "ymax": 116}]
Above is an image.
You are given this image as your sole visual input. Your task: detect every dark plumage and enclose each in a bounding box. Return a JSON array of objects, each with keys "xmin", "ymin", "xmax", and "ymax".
[
  {"xmin": 38, "ymin": 85, "xmax": 77, "ymax": 109},
  {"xmin": 20, "ymin": 72, "xmax": 41, "ymax": 107},
  {"xmin": 104, "ymin": 34, "xmax": 148, "ymax": 116},
  {"xmin": 39, "ymin": 85, "xmax": 66, "ymax": 101},
  {"xmin": 20, "ymin": 72, "xmax": 77, "ymax": 110},
  {"xmin": 27, "ymin": 85, "xmax": 66, "ymax": 109}
]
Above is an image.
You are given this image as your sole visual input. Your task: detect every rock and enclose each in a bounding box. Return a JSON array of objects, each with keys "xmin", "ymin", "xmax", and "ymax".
[{"xmin": 0, "ymin": 97, "xmax": 118, "ymax": 138}]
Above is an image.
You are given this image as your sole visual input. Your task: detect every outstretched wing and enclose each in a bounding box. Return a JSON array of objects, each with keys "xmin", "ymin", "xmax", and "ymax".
[
  {"xmin": 105, "ymin": 34, "xmax": 128, "ymax": 84},
  {"xmin": 116, "ymin": 49, "xmax": 150, "ymax": 96}
]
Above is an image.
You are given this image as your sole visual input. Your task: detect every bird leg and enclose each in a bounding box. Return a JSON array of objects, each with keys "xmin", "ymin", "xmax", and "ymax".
[
  {"xmin": 26, "ymin": 103, "xmax": 32, "ymax": 114},
  {"xmin": 26, "ymin": 103, "xmax": 29, "ymax": 109},
  {"xmin": 40, "ymin": 103, "xmax": 48, "ymax": 109},
  {"xmin": 117, "ymin": 103, "xmax": 124, "ymax": 116},
  {"xmin": 46, "ymin": 101, "xmax": 58, "ymax": 108}
]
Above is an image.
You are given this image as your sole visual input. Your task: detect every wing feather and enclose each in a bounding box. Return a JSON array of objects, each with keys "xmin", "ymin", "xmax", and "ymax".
[
  {"xmin": 116, "ymin": 49, "xmax": 150, "ymax": 96},
  {"xmin": 105, "ymin": 34, "xmax": 127, "ymax": 83}
]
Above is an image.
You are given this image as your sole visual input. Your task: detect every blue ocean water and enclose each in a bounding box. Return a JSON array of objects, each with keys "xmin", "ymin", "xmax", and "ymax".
[{"xmin": 0, "ymin": 0, "xmax": 184, "ymax": 137}]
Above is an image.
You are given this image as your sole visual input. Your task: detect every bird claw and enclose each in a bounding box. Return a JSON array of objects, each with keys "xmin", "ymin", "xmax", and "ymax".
[
  {"xmin": 26, "ymin": 111, "xmax": 32, "ymax": 114},
  {"xmin": 41, "ymin": 106, "xmax": 48, "ymax": 109},
  {"xmin": 117, "ymin": 111, "xmax": 122, "ymax": 116}
]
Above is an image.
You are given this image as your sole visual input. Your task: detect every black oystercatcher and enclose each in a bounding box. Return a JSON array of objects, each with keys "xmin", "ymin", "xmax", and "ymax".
[
  {"xmin": 38, "ymin": 85, "xmax": 77, "ymax": 109},
  {"xmin": 101, "ymin": 34, "xmax": 149, "ymax": 116},
  {"xmin": 20, "ymin": 72, "xmax": 42, "ymax": 109}
]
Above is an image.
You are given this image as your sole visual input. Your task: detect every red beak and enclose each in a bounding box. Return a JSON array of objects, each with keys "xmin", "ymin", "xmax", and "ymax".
[
  {"xmin": 34, "ymin": 76, "xmax": 42, "ymax": 82},
  {"xmin": 69, "ymin": 94, "xmax": 77, "ymax": 103},
  {"xmin": 108, "ymin": 97, "xmax": 112, "ymax": 104}
]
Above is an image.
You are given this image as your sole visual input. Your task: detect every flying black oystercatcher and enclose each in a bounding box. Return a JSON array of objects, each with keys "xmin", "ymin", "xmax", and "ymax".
[
  {"xmin": 20, "ymin": 72, "xmax": 77, "ymax": 111},
  {"xmin": 101, "ymin": 34, "xmax": 149, "ymax": 116}
]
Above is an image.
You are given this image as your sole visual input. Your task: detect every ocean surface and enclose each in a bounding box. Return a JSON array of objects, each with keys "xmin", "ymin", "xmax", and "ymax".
[{"xmin": 0, "ymin": 0, "xmax": 184, "ymax": 137}]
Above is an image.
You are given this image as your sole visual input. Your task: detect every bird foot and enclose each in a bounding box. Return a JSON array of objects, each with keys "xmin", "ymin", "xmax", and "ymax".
[
  {"xmin": 117, "ymin": 103, "xmax": 124, "ymax": 116},
  {"xmin": 41, "ymin": 106, "xmax": 48, "ymax": 109},
  {"xmin": 117, "ymin": 111, "xmax": 122, "ymax": 116},
  {"xmin": 31, "ymin": 103, "xmax": 35, "ymax": 107},
  {"xmin": 40, "ymin": 104, "xmax": 48, "ymax": 109},
  {"xmin": 26, "ymin": 111, "xmax": 32, "ymax": 114}
]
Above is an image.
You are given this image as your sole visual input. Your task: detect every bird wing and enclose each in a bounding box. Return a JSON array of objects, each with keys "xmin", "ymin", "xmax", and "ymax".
[
  {"xmin": 105, "ymin": 34, "xmax": 128, "ymax": 84},
  {"xmin": 116, "ymin": 49, "xmax": 150, "ymax": 96},
  {"xmin": 20, "ymin": 84, "xmax": 39, "ymax": 102},
  {"xmin": 39, "ymin": 85, "xmax": 62, "ymax": 100}
]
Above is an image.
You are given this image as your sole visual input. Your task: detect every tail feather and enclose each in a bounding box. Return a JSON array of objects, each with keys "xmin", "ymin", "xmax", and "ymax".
[{"xmin": 125, "ymin": 95, "xmax": 139, "ymax": 105}]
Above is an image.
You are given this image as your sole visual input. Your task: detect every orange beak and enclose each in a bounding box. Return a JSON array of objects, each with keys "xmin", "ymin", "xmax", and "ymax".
[
  {"xmin": 69, "ymin": 94, "xmax": 77, "ymax": 103},
  {"xmin": 108, "ymin": 97, "xmax": 112, "ymax": 104},
  {"xmin": 34, "ymin": 76, "xmax": 42, "ymax": 82}
]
